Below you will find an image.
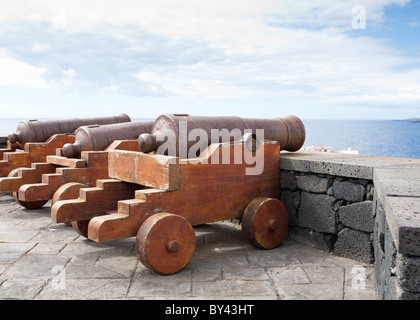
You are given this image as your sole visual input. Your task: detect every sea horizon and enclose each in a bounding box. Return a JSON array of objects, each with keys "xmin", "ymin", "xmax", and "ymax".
[{"xmin": 1, "ymin": 117, "xmax": 419, "ymax": 160}]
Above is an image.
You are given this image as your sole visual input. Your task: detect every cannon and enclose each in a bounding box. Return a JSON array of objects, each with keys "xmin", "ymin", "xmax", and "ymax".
[
  {"xmin": 0, "ymin": 120, "xmax": 153, "ymax": 196},
  {"xmin": 138, "ymin": 114, "xmax": 305, "ymax": 157},
  {"xmin": 0, "ymin": 134, "xmax": 76, "ymax": 178},
  {"xmin": 8, "ymin": 114, "xmax": 131, "ymax": 147},
  {"xmin": 9, "ymin": 121, "xmax": 153, "ymax": 209},
  {"xmin": 0, "ymin": 114, "xmax": 132, "ymax": 178},
  {"xmin": 10, "ymin": 139, "xmax": 142, "ymax": 210},
  {"xmin": 50, "ymin": 114, "xmax": 306, "ymax": 275},
  {"xmin": 8, "ymin": 135, "xmax": 145, "ymax": 210},
  {"xmin": 61, "ymin": 120, "xmax": 154, "ymax": 158},
  {"xmin": 1, "ymin": 121, "xmax": 153, "ymax": 209},
  {"xmin": 11, "ymin": 120, "xmax": 153, "ymax": 209}
]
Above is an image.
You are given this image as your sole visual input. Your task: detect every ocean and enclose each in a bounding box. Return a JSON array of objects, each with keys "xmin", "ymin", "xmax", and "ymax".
[
  {"xmin": 1, "ymin": 118, "xmax": 419, "ymax": 159},
  {"xmin": 301, "ymin": 119, "xmax": 420, "ymax": 159}
]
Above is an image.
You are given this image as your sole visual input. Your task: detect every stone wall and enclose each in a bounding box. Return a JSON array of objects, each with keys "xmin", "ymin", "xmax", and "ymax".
[
  {"xmin": 373, "ymin": 164, "xmax": 420, "ymax": 300},
  {"xmin": 281, "ymin": 171, "xmax": 374, "ymax": 263},
  {"xmin": 280, "ymin": 151, "xmax": 420, "ymax": 300}
]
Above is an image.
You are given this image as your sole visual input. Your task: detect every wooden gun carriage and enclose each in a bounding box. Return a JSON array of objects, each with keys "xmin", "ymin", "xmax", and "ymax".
[
  {"xmin": 0, "ymin": 119, "xmax": 153, "ymax": 209},
  {"xmin": 14, "ymin": 140, "xmax": 141, "ymax": 209},
  {"xmin": 0, "ymin": 134, "xmax": 76, "ymax": 208},
  {"xmin": 51, "ymin": 135, "xmax": 293, "ymax": 274},
  {"xmin": 0, "ymin": 113, "xmax": 131, "ymax": 184}
]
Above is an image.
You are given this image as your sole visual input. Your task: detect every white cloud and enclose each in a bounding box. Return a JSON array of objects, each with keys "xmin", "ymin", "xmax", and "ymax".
[
  {"xmin": 408, "ymin": 18, "xmax": 419, "ymax": 28},
  {"xmin": 0, "ymin": 0, "xmax": 419, "ymax": 118},
  {"xmin": 263, "ymin": 0, "xmax": 410, "ymax": 28},
  {"xmin": 31, "ymin": 43, "xmax": 50, "ymax": 53},
  {"xmin": 0, "ymin": 54, "xmax": 47, "ymax": 87},
  {"xmin": 0, "ymin": 1, "xmax": 406, "ymax": 37}
]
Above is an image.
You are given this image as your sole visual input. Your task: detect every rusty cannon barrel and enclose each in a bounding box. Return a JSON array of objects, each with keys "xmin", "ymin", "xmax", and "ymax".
[
  {"xmin": 8, "ymin": 114, "xmax": 131, "ymax": 147},
  {"xmin": 138, "ymin": 114, "xmax": 305, "ymax": 157},
  {"xmin": 62, "ymin": 120, "xmax": 154, "ymax": 158}
]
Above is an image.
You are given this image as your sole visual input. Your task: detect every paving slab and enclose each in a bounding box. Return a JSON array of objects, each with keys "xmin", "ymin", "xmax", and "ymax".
[{"xmin": 0, "ymin": 192, "xmax": 377, "ymax": 300}]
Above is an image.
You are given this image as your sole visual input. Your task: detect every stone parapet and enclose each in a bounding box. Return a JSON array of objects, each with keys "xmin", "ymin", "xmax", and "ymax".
[{"xmin": 280, "ymin": 151, "xmax": 420, "ymax": 300}]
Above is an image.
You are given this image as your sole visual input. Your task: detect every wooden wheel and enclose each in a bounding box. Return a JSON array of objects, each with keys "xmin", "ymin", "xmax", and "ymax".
[
  {"xmin": 52, "ymin": 182, "xmax": 86, "ymax": 206},
  {"xmin": 8, "ymin": 169, "xmax": 48, "ymax": 209},
  {"xmin": 12, "ymin": 191, "xmax": 48, "ymax": 209},
  {"xmin": 242, "ymin": 197, "xmax": 288, "ymax": 249},
  {"xmin": 135, "ymin": 213, "xmax": 196, "ymax": 275},
  {"xmin": 71, "ymin": 220, "xmax": 90, "ymax": 238},
  {"xmin": 52, "ymin": 182, "xmax": 87, "ymax": 227}
]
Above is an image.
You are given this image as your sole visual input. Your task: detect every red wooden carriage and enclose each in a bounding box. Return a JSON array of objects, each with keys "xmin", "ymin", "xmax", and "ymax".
[{"xmin": 51, "ymin": 136, "xmax": 289, "ymax": 274}]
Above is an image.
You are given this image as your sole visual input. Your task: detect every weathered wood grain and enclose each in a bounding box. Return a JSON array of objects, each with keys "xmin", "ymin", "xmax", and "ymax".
[
  {"xmin": 0, "ymin": 134, "xmax": 74, "ymax": 177},
  {"xmin": 51, "ymin": 179, "xmax": 142, "ymax": 223},
  {"xmin": 86, "ymin": 140, "xmax": 280, "ymax": 242},
  {"xmin": 242, "ymin": 197, "xmax": 288, "ymax": 249},
  {"xmin": 0, "ymin": 163, "xmax": 57, "ymax": 192},
  {"xmin": 17, "ymin": 140, "xmax": 140, "ymax": 205},
  {"xmin": 136, "ymin": 213, "xmax": 196, "ymax": 275}
]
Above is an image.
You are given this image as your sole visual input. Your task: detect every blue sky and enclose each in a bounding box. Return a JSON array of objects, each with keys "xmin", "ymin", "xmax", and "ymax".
[
  {"xmin": 0, "ymin": 0, "xmax": 419, "ymax": 120},
  {"xmin": 374, "ymin": 1, "xmax": 420, "ymax": 56}
]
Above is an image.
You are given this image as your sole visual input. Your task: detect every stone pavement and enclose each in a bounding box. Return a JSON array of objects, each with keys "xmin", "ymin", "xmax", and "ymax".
[{"xmin": 0, "ymin": 192, "xmax": 377, "ymax": 300}]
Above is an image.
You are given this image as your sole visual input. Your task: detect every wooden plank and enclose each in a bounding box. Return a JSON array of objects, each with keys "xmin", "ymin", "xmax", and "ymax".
[
  {"xmin": 0, "ymin": 141, "xmax": 20, "ymax": 158},
  {"xmin": 179, "ymin": 141, "xmax": 280, "ymax": 189},
  {"xmin": 108, "ymin": 150, "xmax": 181, "ymax": 191},
  {"xmin": 17, "ymin": 142, "xmax": 141, "ymax": 206},
  {"xmin": 0, "ymin": 134, "xmax": 75, "ymax": 177},
  {"xmin": 19, "ymin": 165, "xmax": 110, "ymax": 202},
  {"xmin": 24, "ymin": 134, "xmax": 75, "ymax": 156},
  {"xmin": 46, "ymin": 156, "xmax": 87, "ymax": 168},
  {"xmin": 0, "ymin": 162, "xmax": 57, "ymax": 192},
  {"xmin": 18, "ymin": 151, "xmax": 110, "ymax": 202},
  {"xmin": 105, "ymin": 139, "xmax": 140, "ymax": 152},
  {"xmin": 0, "ymin": 148, "xmax": 13, "ymax": 159},
  {"xmin": 0, "ymin": 152, "xmax": 32, "ymax": 177},
  {"xmin": 51, "ymin": 179, "xmax": 142, "ymax": 223}
]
